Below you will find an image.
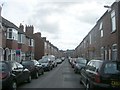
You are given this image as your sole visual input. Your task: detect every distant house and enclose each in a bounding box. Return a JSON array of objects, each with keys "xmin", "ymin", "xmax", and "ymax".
[{"xmin": 34, "ymin": 34, "xmax": 60, "ymax": 60}]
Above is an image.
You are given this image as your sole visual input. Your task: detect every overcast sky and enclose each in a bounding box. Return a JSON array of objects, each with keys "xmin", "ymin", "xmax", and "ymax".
[{"xmin": 1, "ymin": 0, "xmax": 115, "ymax": 50}]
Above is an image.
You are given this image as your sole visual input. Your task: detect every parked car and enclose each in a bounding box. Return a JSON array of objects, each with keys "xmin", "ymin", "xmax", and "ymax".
[
  {"xmin": 56, "ymin": 58, "xmax": 62, "ymax": 64},
  {"xmin": 71, "ymin": 58, "xmax": 77, "ymax": 68},
  {"xmin": 74, "ymin": 58, "xmax": 87, "ymax": 73},
  {"xmin": 47, "ymin": 55, "xmax": 57, "ymax": 68},
  {"xmin": 38, "ymin": 58, "xmax": 53, "ymax": 71},
  {"xmin": 80, "ymin": 60, "xmax": 120, "ymax": 89},
  {"xmin": 21, "ymin": 60, "xmax": 44, "ymax": 79},
  {"xmin": 61, "ymin": 57, "xmax": 65, "ymax": 62},
  {"xmin": 0, "ymin": 61, "xmax": 31, "ymax": 90}
]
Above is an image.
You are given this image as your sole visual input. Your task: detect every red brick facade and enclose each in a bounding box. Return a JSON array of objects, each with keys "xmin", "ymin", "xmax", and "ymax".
[{"xmin": 74, "ymin": 1, "xmax": 120, "ymax": 61}]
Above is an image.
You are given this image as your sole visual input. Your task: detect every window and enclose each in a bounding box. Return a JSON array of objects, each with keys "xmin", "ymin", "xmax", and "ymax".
[
  {"xmin": 18, "ymin": 34, "xmax": 22, "ymax": 43},
  {"xmin": 99, "ymin": 22, "xmax": 103, "ymax": 37},
  {"xmin": 7, "ymin": 29, "xmax": 12, "ymax": 39},
  {"xmin": 101, "ymin": 47, "xmax": 104, "ymax": 60},
  {"xmin": 0, "ymin": 23, "xmax": 3, "ymax": 29},
  {"xmin": 16, "ymin": 62, "xmax": 23, "ymax": 69},
  {"xmin": 7, "ymin": 28, "xmax": 18, "ymax": 40},
  {"xmin": 89, "ymin": 34, "xmax": 91, "ymax": 44},
  {"xmin": 104, "ymin": 63, "xmax": 120, "ymax": 74},
  {"xmin": 84, "ymin": 40, "xmax": 86, "ymax": 48},
  {"xmin": 111, "ymin": 10, "xmax": 116, "ymax": 32},
  {"xmin": 112, "ymin": 44, "xmax": 117, "ymax": 61},
  {"xmin": 29, "ymin": 39, "xmax": 34, "ymax": 46},
  {"xmin": 13, "ymin": 29, "xmax": 18, "ymax": 40},
  {"xmin": 44, "ymin": 42, "xmax": 47, "ymax": 49},
  {"xmin": 99, "ymin": 22, "xmax": 103, "ymax": 30},
  {"xmin": 101, "ymin": 30, "xmax": 103, "ymax": 37},
  {"xmin": 18, "ymin": 34, "xmax": 25, "ymax": 44}
]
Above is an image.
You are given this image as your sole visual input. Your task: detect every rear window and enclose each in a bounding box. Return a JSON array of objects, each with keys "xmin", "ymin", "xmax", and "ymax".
[
  {"xmin": 76, "ymin": 59, "xmax": 87, "ymax": 64},
  {"xmin": 104, "ymin": 62, "xmax": 120, "ymax": 74},
  {"xmin": 21, "ymin": 61, "xmax": 34, "ymax": 66}
]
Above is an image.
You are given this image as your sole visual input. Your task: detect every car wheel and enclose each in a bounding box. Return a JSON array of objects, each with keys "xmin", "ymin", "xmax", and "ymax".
[
  {"xmin": 74, "ymin": 69, "xmax": 77, "ymax": 73},
  {"xmin": 35, "ymin": 72, "xmax": 39, "ymax": 79},
  {"xmin": 79, "ymin": 80, "xmax": 83, "ymax": 84},
  {"xmin": 42, "ymin": 70, "xmax": 44, "ymax": 75},
  {"xmin": 27, "ymin": 75, "xmax": 32, "ymax": 83},
  {"xmin": 11, "ymin": 81, "xmax": 17, "ymax": 90},
  {"xmin": 86, "ymin": 82, "xmax": 90, "ymax": 90}
]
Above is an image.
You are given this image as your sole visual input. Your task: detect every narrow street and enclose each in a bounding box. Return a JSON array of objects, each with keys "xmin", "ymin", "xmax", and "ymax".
[{"xmin": 18, "ymin": 59, "xmax": 84, "ymax": 88}]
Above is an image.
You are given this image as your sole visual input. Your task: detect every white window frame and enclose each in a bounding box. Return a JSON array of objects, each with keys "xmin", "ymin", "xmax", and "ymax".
[
  {"xmin": 99, "ymin": 22, "xmax": 103, "ymax": 30},
  {"xmin": 99, "ymin": 22, "xmax": 103, "ymax": 37},
  {"xmin": 101, "ymin": 47, "xmax": 104, "ymax": 60},
  {"xmin": 7, "ymin": 28, "xmax": 18, "ymax": 41},
  {"xmin": 112, "ymin": 44, "xmax": 117, "ymax": 61},
  {"xmin": 18, "ymin": 34, "xmax": 22, "ymax": 43},
  {"xmin": 101, "ymin": 30, "xmax": 103, "ymax": 37},
  {"xmin": 111, "ymin": 10, "xmax": 116, "ymax": 32},
  {"xmin": 29, "ymin": 38, "xmax": 34, "ymax": 47},
  {"xmin": 44, "ymin": 42, "xmax": 47, "ymax": 50},
  {"xmin": 7, "ymin": 28, "xmax": 12, "ymax": 39},
  {"xmin": 112, "ymin": 44, "xmax": 117, "ymax": 51},
  {"xmin": 89, "ymin": 34, "xmax": 91, "ymax": 45},
  {"xmin": 18, "ymin": 34, "xmax": 25, "ymax": 44}
]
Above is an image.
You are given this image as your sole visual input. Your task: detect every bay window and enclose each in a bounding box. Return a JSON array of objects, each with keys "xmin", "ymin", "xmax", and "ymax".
[
  {"xmin": 18, "ymin": 34, "xmax": 25, "ymax": 44},
  {"xmin": 7, "ymin": 28, "xmax": 18, "ymax": 40}
]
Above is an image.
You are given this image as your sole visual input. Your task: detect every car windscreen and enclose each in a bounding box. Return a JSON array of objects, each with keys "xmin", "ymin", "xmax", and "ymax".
[
  {"xmin": 0, "ymin": 62, "xmax": 9, "ymax": 72},
  {"xmin": 41, "ymin": 59, "xmax": 48, "ymax": 63},
  {"xmin": 104, "ymin": 62, "xmax": 120, "ymax": 74},
  {"xmin": 76, "ymin": 59, "xmax": 87, "ymax": 64},
  {"xmin": 21, "ymin": 61, "xmax": 33, "ymax": 66}
]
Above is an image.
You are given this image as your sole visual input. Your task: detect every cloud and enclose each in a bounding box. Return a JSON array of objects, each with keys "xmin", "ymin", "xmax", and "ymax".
[
  {"xmin": 2, "ymin": 0, "xmax": 115, "ymax": 50},
  {"xmin": 25, "ymin": 0, "xmax": 115, "ymax": 50}
]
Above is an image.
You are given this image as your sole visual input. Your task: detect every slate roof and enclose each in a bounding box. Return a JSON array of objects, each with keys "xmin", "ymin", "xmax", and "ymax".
[{"xmin": 2, "ymin": 17, "xmax": 24, "ymax": 34}]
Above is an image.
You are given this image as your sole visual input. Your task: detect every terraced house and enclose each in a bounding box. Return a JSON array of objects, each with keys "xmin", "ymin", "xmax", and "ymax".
[
  {"xmin": 74, "ymin": 1, "xmax": 120, "ymax": 61},
  {"xmin": 1, "ymin": 17, "xmax": 34, "ymax": 62},
  {"xmin": 34, "ymin": 34, "xmax": 60, "ymax": 60},
  {"xmin": 0, "ymin": 5, "xmax": 4, "ymax": 61},
  {"xmin": 1, "ymin": 16, "xmax": 61, "ymax": 61}
]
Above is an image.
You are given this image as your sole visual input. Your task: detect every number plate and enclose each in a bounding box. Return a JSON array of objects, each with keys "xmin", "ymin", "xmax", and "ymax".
[{"xmin": 111, "ymin": 81, "xmax": 120, "ymax": 87}]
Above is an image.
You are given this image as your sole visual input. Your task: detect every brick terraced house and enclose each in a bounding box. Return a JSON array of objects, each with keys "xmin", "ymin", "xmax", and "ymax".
[
  {"xmin": 74, "ymin": 1, "xmax": 120, "ymax": 61},
  {"xmin": 1, "ymin": 17, "xmax": 61, "ymax": 61}
]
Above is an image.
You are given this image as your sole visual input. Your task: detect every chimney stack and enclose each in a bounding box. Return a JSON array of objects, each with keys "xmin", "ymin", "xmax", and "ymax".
[
  {"xmin": 25, "ymin": 25, "xmax": 34, "ymax": 37},
  {"xmin": 19, "ymin": 23, "xmax": 24, "ymax": 32}
]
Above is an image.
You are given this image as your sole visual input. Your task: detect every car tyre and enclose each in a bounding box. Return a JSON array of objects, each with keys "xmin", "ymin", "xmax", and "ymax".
[
  {"xmin": 27, "ymin": 75, "xmax": 32, "ymax": 83},
  {"xmin": 42, "ymin": 70, "xmax": 44, "ymax": 75},
  {"xmin": 79, "ymin": 80, "xmax": 83, "ymax": 84},
  {"xmin": 35, "ymin": 72, "xmax": 39, "ymax": 79},
  {"xmin": 86, "ymin": 82, "xmax": 91, "ymax": 90},
  {"xmin": 74, "ymin": 69, "xmax": 77, "ymax": 73},
  {"xmin": 11, "ymin": 81, "xmax": 17, "ymax": 90}
]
